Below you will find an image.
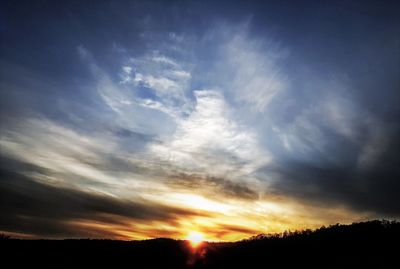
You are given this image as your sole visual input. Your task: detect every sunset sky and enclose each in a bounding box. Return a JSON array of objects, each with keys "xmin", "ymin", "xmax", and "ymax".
[{"xmin": 1, "ymin": 0, "xmax": 399, "ymax": 241}]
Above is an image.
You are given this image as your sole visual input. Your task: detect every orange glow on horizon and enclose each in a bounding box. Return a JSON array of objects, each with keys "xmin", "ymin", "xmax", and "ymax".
[{"xmin": 63, "ymin": 196, "xmax": 368, "ymax": 242}]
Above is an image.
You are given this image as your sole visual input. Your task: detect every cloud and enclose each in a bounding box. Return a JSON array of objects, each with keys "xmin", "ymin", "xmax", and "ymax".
[
  {"xmin": 0, "ymin": 118, "xmax": 119, "ymax": 188},
  {"xmin": 119, "ymin": 51, "xmax": 193, "ymax": 117},
  {"xmin": 264, "ymin": 145, "xmax": 400, "ymax": 218},
  {"xmin": 1, "ymin": 9, "xmax": 399, "ymax": 240},
  {"xmin": 0, "ymin": 158, "xmax": 206, "ymax": 239},
  {"xmin": 203, "ymin": 23, "xmax": 289, "ymax": 113},
  {"xmin": 77, "ymin": 46, "xmax": 178, "ymax": 136},
  {"xmin": 259, "ymin": 74, "xmax": 400, "ymax": 216},
  {"xmin": 150, "ymin": 90, "xmax": 270, "ymax": 179},
  {"xmin": 166, "ymin": 173, "xmax": 259, "ymax": 201}
]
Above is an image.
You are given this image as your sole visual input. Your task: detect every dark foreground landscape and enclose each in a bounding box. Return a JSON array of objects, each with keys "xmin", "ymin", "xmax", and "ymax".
[{"xmin": 1, "ymin": 220, "xmax": 399, "ymax": 269}]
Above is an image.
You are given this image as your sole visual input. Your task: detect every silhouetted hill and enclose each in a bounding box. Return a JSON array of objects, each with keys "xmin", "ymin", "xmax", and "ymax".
[{"xmin": 1, "ymin": 220, "xmax": 399, "ymax": 268}]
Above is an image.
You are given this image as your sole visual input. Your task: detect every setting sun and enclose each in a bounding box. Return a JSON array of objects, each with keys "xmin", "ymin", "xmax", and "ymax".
[{"xmin": 187, "ymin": 231, "xmax": 204, "ymax": 247}]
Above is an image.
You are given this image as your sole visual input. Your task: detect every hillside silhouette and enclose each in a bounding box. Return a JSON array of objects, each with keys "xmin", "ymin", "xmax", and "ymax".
[{"xmin": 1, "ymin": 220, "xmax": 399, "ymax": 268}]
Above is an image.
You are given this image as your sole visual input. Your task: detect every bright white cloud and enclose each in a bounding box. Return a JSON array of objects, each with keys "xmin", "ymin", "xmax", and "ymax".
[
  {"xmin": 150, "ymin": 90, "xmax": 270, "ymax": 178},
  {"xmin": 0, "ymin": 118, "xmax": 116, "ymax": 186},
  {"xmin": 120, "ymin": 52, "xmax": 192, "ymax": 111}
]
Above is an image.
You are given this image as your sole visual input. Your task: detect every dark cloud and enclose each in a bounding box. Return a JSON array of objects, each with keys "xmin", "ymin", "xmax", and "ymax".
[
  {"xmin": 210, "ymin": 224, "xmax": 259, "ymax": 238},
  {"xmin": 0, "ymin": 157, "xmax": 204, "ymax": 238},
  {"xmin": 166, "ymin": 173, "xmax": 259, "ymax": 201},
  {"xmin": 264, "ymin": 129, "xmax": 400, "ymax": 217}
]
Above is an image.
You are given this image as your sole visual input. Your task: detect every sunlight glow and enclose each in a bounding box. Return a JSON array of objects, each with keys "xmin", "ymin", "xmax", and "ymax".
[
  {"xmin": 187, "ymin": 231, "xmax": 204, "ymax": 247},
  {"xmin": 168, "ymin": 193, "xmax": 230, "ymax": 213}
]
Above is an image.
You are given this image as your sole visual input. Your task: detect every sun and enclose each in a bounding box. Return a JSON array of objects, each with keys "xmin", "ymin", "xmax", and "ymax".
[{"xmin": 186, "ymin": 231, "xmax": 204, "ymax": 247}]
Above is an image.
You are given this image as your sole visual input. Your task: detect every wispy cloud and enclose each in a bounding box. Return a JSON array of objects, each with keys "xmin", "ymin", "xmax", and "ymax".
[
  {"xmin": 1, "ymin": 9, "xmax": 399, "ymax": 241},
  {"xmin": 150, "ymin": 89, "xmax": 269, "ymax": 179}
]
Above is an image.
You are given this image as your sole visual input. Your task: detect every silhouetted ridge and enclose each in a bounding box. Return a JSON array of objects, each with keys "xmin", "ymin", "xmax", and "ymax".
[{"xmin": 1, "ymin": 220, "xmax": 399, "ymax": 269}]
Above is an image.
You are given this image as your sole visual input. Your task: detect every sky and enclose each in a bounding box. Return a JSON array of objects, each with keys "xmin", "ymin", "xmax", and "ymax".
[{"xmin": 0, "ymin": 0, "xmax": 399, "ymax": 241}]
